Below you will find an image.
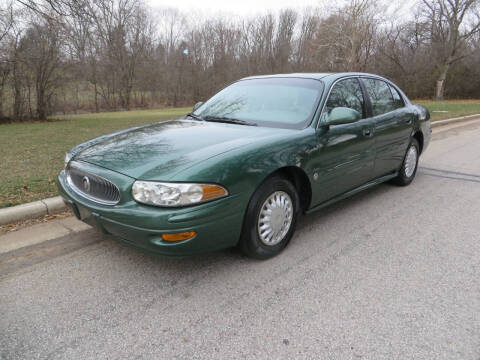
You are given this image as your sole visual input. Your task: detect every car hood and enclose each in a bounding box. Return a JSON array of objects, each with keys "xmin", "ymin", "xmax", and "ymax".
[{"xmin": 74, "ymin": 119, "xmax": 288, "ymax": 180}]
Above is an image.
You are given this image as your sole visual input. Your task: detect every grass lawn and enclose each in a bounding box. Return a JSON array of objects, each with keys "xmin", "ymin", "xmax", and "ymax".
[
  {"xmin": 414, "ymin": 99, "xmax": 480, "ymax": 121},
  {"xmin": 0, "ymin": 107, "xmax": 190, "ymax": 208},
  {"xmin": 1, "ymin": 100, "xmax": 479, "ymax": 208}
]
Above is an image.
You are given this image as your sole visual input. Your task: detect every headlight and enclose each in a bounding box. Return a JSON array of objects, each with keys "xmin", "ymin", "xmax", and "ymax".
[
  {"xmin": 64, "ymin": 152, "xmax": 72, "ymax": 168},
  {"xmin": 131, "ymin": 181, "xmax": 228, "ymax": 207}
]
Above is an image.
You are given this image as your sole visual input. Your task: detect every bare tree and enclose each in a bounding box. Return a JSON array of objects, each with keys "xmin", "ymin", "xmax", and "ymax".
[
  {"xmin": 376, "ymin": 17, "xmax": 432, "ymax": 97},
  {"xmin": 2, "ymin": 0, "xmax": 480, "ymax": 121},
  {"xmin": 14, "ymin": 0, "xmax": 90, "ymax": 19},
  {"xmin": 0, "ymin": 1, "xmax": 14, "ymax": 118},
  {"xmin": 10, "ymin": 28, "xmax": 26, "ymax": 120},
  {"xmin": 314, "ymin": 0, "xmax": 381, "ymax": 72},
  {"xmin": 65, "ymin": 0, "xmax": 153, "ymax": 110},
  {"xmin": 421, "ymin": 0, "xmax": 480, "ymax": 99},
  {"xmin": 19, "ymin": 19, "xmax": 64, "ymax": 119},
  {"xmin": 294, "ymin": 10, "xmax": 320, "ymax": 71}
]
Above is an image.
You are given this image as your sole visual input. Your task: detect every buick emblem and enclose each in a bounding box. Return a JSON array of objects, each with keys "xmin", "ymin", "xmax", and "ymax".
[{"xmin": 82, "ymin": 176, "xmax": 91, "ymax": 192}]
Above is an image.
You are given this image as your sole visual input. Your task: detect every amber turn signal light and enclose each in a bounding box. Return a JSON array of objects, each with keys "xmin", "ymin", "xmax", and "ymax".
[
  {"xmin": 161, "ymin": 231, "xmax": 197, "ymax": 242},
  {"xmin": 201, "ymin": 184, "xmax": 228, "ymax": 201}
]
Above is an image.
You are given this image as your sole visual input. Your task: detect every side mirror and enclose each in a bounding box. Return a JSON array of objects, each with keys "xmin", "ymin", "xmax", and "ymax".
[
  {"xmin": 193, "ymin": 101, "xmax": 203, "ymax": 112},
  {"xmin": 327, "ymin": 107, "xmax": 361, "ymax": 126}
]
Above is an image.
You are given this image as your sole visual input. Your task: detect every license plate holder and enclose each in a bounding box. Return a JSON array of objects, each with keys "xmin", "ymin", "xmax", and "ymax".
[{"xmin": 77, "ymin": 204, "xmax": 92, "ymax": 221}]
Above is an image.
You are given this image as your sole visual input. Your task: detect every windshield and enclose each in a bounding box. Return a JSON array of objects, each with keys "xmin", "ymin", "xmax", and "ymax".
[{"xmin": 193, "ymin": 78, "xmax": 324, "ymax": 129}]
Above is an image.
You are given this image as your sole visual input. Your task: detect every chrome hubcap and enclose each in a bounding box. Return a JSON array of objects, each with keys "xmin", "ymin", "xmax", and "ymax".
[
  {"xmin": 257, "ymin": 191, "xmax": 293, "ymax": 246},
  {"xmin": 404, "ymin": 145, "xmax": 417, "ymax": 178}
]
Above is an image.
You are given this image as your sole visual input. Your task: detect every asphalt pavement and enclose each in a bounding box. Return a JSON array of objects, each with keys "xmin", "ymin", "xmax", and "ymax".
[{"xmin": 1, "ymin": 121, "xmax": 480, "ymax": 359}]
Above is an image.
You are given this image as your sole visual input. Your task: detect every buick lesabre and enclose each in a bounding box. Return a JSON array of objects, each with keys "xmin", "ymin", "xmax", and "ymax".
[{"xmin": 58, "ymin": 73, "xmax": 431, "ymax": 259}]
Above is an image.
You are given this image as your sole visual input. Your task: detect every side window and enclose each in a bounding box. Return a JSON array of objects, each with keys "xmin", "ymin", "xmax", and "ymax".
[
  {"xmin": 363, "ymin": 78, "xmax": 396, "ymax": 116},
  {"xmin": 325, "ymin": 78, "xmax": 365, "ymax": 119},
  {"xmin": 389, "ymin": 84, "xmax": 405, "ymax": 110}
]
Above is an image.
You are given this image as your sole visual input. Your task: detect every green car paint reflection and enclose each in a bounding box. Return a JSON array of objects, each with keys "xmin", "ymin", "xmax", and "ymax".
[{"xmin": 57, "ymin": 73, "xmax": 431, "ymax": 259}]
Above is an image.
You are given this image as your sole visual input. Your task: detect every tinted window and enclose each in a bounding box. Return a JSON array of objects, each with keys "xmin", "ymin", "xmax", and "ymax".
[
  {"xmin": 193, "ymin": 78, "xmax": 323, "ymax": 129},
  {"xmin": 325, "ymin": 78, "xmax": 365, "ymax": 119},
  {"xmin": 389, "ymin": 84, "xmax": 404, "ymax": 109},
  {"xmin": 363, "ymin": 78, "xmax": 396, "ymax": 116}
]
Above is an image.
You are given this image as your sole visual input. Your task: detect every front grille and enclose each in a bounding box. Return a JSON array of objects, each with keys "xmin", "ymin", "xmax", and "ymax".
[{"xmin": 66, "ymin": 163, "xmax": 121, "ymax": 205}]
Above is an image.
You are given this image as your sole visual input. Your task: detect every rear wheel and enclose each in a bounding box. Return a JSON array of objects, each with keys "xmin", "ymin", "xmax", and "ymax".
[
  {"xmin": 239, "ymin": 176, "xmax": 299, "ymax": 259},
  {"xmin": 391, "ymin": 138, "xmax": 419, "ymax": 186}
]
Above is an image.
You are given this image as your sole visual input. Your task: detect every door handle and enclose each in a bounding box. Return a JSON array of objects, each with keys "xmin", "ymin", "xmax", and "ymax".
[{"xmin": 363, "ymin": 128, "xmax": 373, "ymax": 137}]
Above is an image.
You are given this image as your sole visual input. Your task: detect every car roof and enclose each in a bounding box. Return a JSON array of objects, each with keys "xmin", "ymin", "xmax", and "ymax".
[
  {"xmin": 240, "ymin": 73, "xmax": 332, "ymax": 81},
  {"xmin": 240, "ymin": 72, "xmax": 411, "ymax": 105},
  {"xmin": 240, "ymin": 72, "xmax": 387, "ymax": 82}
]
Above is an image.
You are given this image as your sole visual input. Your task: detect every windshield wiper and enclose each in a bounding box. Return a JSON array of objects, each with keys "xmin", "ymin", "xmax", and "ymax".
[
  {"xmin": 186, "ymin": 113, "xmax": 204, "ymax": 121},
  {"xmin": 203, "ymin": 116, "xmax": 256, "ymax": 126}
]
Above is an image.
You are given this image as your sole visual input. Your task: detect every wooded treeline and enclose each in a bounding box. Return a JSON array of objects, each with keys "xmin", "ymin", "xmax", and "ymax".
[{"xmin": 0, "ymin": 0, "xmax": 479, "ymax": 121}]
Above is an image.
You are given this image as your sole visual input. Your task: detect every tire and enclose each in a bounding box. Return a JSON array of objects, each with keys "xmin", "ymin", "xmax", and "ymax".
[
  {"xmin": 239, "ymin": 176, "xmax": 300, "ymax": 259},
  {"xmin": 391, "ymin": 138, "xmax": 420, "ymax": 186}
]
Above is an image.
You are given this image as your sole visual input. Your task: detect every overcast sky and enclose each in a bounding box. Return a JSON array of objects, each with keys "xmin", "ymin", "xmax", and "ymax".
[
  {"xmin": 148, "ymin": 0, "xmax": 326, "ymax": 16},
  {"xmin": 147, "ymin": 0, "xmax": 415, "ymax": 20}
]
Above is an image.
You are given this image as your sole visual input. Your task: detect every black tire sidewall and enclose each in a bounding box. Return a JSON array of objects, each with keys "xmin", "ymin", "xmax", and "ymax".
[
  {"xmin": 398, "ymin": 138, "xmax": 420, "ymax": 185},
  {"xmin": 240, "ymin": 176, "xmax": 299, "ymax": 259}
]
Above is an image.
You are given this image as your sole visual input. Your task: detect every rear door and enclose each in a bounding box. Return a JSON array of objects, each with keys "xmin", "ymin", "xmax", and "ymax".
[
  {"xmin": 360, "ymin": 78, "xmax": 413, "ymax": 178},
  {"xmin": 310, "ymin": 77, "xmax": 376, "ymax": 205}
]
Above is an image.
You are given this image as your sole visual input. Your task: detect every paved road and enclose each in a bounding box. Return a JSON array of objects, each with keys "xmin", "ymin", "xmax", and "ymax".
[{"xmin": 1, "ymin": 122, "xmax": 480, "ymax": 360}]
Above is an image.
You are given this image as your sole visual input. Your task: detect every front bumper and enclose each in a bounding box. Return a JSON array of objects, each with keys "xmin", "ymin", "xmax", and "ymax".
[{"xmin": 57, "ymin": 169, "xmax": 249, "ymax": 257}]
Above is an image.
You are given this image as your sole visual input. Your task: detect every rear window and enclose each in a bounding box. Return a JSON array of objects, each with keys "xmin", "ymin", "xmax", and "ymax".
[
  {"xmin": 362, "ymin": 78, "xmax": 397, "ymax": 116},
  {"xmin": 389, "ymin": 84, "xmax": 405, "ymax": 110}
]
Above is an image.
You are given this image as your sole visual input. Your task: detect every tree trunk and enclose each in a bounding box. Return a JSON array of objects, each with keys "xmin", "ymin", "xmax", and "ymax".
[
  {"xmin": 435, "ymin": 63, "xmax": 450, "ymax": 100},
  {"xmin": 0, "ymin": 88, "xmax": 4, "ymax": 119},
  {"xmin": 74, "ymin": 83, "xmax": 79, "ymax": 114},
  {"xmin": 37, "ymin": 89, "xmax": 47, "ymax": 120},
  {"xmin": 0, "ymin": 69, "xmax": 9, "ymax": 119},
  {"xmin": 12, "ymin": 58, "xmax": 23, "ymax": 121},
  {"xmin": 27, "ymin": 83, "xmax": 33, "ymax": 119},
  {"xmin": 13, "ymin": 82, "xmax": 22, "ymax": 121},
  {"xmin": 94, "ymin": 82, "xmax": 99, "ymax": 113}
]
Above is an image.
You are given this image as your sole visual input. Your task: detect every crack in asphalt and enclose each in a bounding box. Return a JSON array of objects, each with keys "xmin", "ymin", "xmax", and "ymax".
[
  {"xmin": 418, "ymin": 167, "xmax": 480, "ymax": 184},
  {"xmin": 419, "ymin": 173, "xmax": 480, "ymax": 184},
  {"xmin": 419, "ymin": 166, "xmax": 480, "ymax": 179}
]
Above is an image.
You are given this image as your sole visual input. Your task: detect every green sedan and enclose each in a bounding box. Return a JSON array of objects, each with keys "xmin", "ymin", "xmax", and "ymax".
[{"xmin": 57, "ymin": 73, "xmax": 431, "ymax": 259}]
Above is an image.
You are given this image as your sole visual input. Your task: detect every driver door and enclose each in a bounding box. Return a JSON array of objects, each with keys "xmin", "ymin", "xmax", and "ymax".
[{"xmin": 310, "ymin": 78, "xmax": 376, "ymax": 205}]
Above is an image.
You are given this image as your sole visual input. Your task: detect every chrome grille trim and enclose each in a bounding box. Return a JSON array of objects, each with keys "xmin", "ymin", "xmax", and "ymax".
[{"xmin": 66, "ymin": 163, "xmax": 121, "ymax": 205}]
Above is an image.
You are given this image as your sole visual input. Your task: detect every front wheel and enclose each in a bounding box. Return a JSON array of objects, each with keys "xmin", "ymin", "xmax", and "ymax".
[
  {"xmin": 239, "ymin": 176, "xmax": 299, "ymax": 259},
  {"xmin": 391, "ymin": 138, "xmax": 419, "ymax": 186}
]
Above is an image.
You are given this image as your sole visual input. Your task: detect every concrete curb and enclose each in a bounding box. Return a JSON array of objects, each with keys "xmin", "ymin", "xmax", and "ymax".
[
  {"xmin": 431, "ymin": 113, "xmax": 480, "ymax": 128},
  {"xmin": 0, "ymin": 216, "xmax": 91, "ymax": 255},
  {"xmin": 0, "ymin": 196, "xmax": 66, "ymax": 226},
  {"xmin": 1, "ymin": 113, "xmax": 480, "ymax": 227}
]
